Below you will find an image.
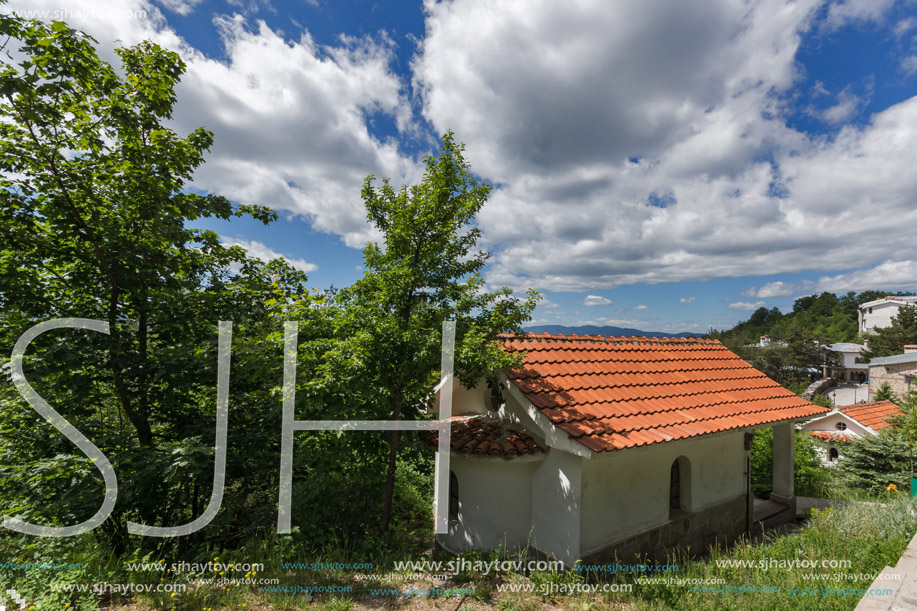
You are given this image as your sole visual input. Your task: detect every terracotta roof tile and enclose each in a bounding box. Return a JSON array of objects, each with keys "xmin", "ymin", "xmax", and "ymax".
[
  {"xmin": 808, "ymin": 430, "xmax": 854, "ymax": 443},
  {"xmin": 423, "ymin": 416, "xmax": 547, "ymax": 457},
  {"xmin": 502, "ymin": 334, "xmax": 827, "ymax": 452},
  {"xmin": 839, "ymin": 401, "xmax": 900, "ymax": 431}
]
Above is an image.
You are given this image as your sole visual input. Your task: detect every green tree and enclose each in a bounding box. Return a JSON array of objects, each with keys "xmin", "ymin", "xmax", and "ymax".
[
  {"xmin": 862, "ymin": 305, "xmax": 917, "ymax": 359},
  {"xmin": 884, "ymin": 391, "xmax": 917, "ymax": 483},
  {"xmin": 0, "ymin": 13, "xmax": 307, "ymax": 552},
  {"xmin": 325, "ymin": 133, "xmax": 538, "ymax": 534},
  {"xmin": 749, "ymin": 429, "xmax": 828, "ymax": 498},
  {"xmin": 837, "ymin": 431, "xmax": 910, "ymax": 495},
  {"xmin": 873, "ymin": 382, "xmax": 895, "ymax": 402}
]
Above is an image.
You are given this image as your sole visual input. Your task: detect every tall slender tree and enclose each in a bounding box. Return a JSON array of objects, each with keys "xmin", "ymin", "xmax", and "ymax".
[{"xmin": 329, "ymin": 132, "xmax": 538, "ymax": 534}]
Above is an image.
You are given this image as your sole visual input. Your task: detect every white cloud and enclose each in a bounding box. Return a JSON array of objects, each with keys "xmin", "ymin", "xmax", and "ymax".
[
  {"xmin": 894, "ymin": 17, "xmax": 917, "ymax": 38},
  {"xmin": 729, "ymin": 301, "xmax": 766, "ymax": 311},
  {"xmin": 817, "ymin": 88, "xmax": 864, "ymax": 124},
  {"xmin": 825, "ymin": 0, "xmax": 895, "ymax": 30},
  {"xmin": 155, "ymin": 0, "xmax": 204, "ymax": 16},
  {"xmin": 743, "ymin": 280, "xmax": 801, "ymax": 298},
  {"xmin": 537, "ymin": 299, "xmax": 561, "ymax": 309},
  {"xmin": 4, "ymin": 0, "xmax": 422, "ymax": 249},
  {"xmin": 815, "ymin": 260, "xmax": 917, "ymax": 293},
  {"xmin": 221, "ymin": 236, "xmax": 318, "ymax": 272},
  {"xmin": 583, "ymin": 295, "xmax": 613, "ymax": 306},
  {"xmin": 633, "ymin": 304, "xmax": 649, "ymax": 310},
  {"xmin": 680, "ymin": 297, "xmax": 696, "ymax": 303},
  {"xmin": 902, "ymin": 56, "xmax": 917, "ymax": 75},
  {"xmin": 8, "ymin": 0, "xmax": 916, "ymax": 301},
  {"xmin": 416, "ymin": 0, "xmax": 917, "ymax": 293}
]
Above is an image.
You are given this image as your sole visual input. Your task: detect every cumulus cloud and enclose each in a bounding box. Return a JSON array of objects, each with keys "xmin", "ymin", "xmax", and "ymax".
[
  {"xmin": 744, "ymin": 260, "xmax": 917, "ymax": 298},
  {"xmin": 4, "ymin": 0, "xmax": 422, "ymax": 249},
  {"xmin": 729, "ymin": 301, "xmax": 767, "ymax": 311},
  {"xmin": 221, "ymin": 237, "xmax": 318, "ymax": 272},
  {"xmin": 9, "ymin": 0, "xmax": 916, "ymax": 301},
  {"xmin": 633, "ymin": 304, "xmax": 649, "ymax": 310},
  {"xmin": 583, "ymin": 295, "xmax": 613, "ymax": 306},
  {"xmin": 815, "ymin": 260, "xmax": 917, "ymax": 293},
  {"xmin": 415, "ymin": 0, "xmax": 917, "ymax": 293},
  {"xmin": 680, "ymin": 297, "xmax": 696, "ymax": 303}
]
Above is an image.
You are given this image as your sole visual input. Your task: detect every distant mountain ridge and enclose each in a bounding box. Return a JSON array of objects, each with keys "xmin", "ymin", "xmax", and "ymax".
[{"xmin": 522, "ymin": 324, "xmax": 704, "ymax": 339}]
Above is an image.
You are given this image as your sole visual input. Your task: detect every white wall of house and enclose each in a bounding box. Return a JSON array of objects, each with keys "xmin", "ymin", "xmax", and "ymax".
[
  {"xmin": 578, "ymin": 432, "xmax": 746, "ymax": 556},
  {"xmin": 800, "ymin": 411, "xmax": 871, "ymax": 438},
  {"xmin": 811, "ymin": 441, "xmax": 846, "ymax": 467},
  {"xmin": 439, "ymin": 454, "xmax": 542, "ymax": 555},
  {"xmin": 531, "ymin": 449, "xmax": 583, "ymax": 566},
  {"xmin": 838, "ymin": 351, "xmax": 867, "ymax": 371},
  {"xmin": 859, "ymin": 299, "xmax": 917, "ymax": 333},
  {"xmin": 443, "ymin": 382, "xmax": 492, "ymax": 416}
]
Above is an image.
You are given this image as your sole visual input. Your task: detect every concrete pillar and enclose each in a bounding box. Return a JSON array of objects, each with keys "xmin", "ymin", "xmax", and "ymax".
[{"xmin": 771, "ymin": 422, "xmax": 796, "ymax": 515}]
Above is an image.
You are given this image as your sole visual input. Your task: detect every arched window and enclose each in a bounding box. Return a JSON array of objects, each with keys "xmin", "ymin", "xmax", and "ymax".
[
  {"xmin": 669, "ymin": 460, "xmax": 681, "ymax": 513},
  {"xmin": 669, "ymin": 456, "xmax": 691, "ymax": 517},
  {"xmin": 836, "ymin": 422, "xmax": 847, "ymax": 431},
  {"xmin": 829, "ymin": 447, "xmax": 839, "ymax": 462},
  {"xmin": 449, "ymin": 471, "xmax": 459, "ymax": 519}
]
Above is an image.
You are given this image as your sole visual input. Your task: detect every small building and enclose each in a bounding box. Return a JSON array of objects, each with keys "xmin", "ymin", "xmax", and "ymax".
[
  {"xmin": 859, "ymin": 296, "xmax": 917, "ymax": 334},
  {"xmin": 431, "ymin": 334, "xmax": 827, "ymax": 566},
  {"xmin": 825, "ymin": 343, "xmax": 868, "ymax": 383},
  {"xmin": 867, "ymin": 347, "xmax": 917, "ymax": 399},
  {"xmin": 800, "ymin": 401, "xmax": 898, "ymax": 465}
]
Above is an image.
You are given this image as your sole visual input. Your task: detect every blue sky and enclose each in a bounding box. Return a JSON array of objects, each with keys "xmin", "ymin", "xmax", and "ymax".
[{"xmin": 6, "ymin": 0, "xmax": 917, "ymax": 333}]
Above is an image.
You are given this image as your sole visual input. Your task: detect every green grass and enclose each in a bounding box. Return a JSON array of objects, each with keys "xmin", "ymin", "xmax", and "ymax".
[
  {"xmin": 3, "ymin": 494, "xmax": 915, "ymax": 610},
  {"xmin": 608, "ymin": 494, "xmax": 917, "ymax": 610}
]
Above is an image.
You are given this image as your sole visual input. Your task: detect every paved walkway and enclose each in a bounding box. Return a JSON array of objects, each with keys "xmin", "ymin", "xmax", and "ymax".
[{"xmin": 826, "ymin": 382, "xmax": 870, "ymax": 407}]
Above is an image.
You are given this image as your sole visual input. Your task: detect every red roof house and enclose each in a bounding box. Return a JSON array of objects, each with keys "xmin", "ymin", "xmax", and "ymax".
[
  {"xmin": 800, "ymin": 400, "xmax": 899, "ymax": 464},
  {"xmin": 434, "ymin": 334, "xmax": 828, "ymax": 565}
]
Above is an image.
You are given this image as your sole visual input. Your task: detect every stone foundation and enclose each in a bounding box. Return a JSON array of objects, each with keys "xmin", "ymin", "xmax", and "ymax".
[{"xmin": 582, "ymin": 494, "xmax": 748, "ymax": 564}]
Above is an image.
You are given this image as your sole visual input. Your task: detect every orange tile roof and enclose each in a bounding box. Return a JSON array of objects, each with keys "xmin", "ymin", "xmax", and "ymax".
[
  {"xmin": 423, "ymin": 416, "xmax": 547, "ymax": 457},
  {"xmin": 808, "ymin": 431, "xmax": 853, "ymax": 443},
  {"xmin": 502, "ymin": 334, "xmax": 828, "ymax": 452},
  {"xmin": 839, "ymin": 401, "xmax": 899, "ymax": 431}
]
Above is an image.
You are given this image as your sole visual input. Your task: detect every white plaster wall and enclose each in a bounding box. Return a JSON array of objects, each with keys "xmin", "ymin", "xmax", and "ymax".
[
  {"xmin": 862, "ymin": 302, "xmax": 907, "ymax": 332},
  {"xmin": 578, "ymin": 432, "xmax": 746, "ymax": 555},
  {"xmin": 801, "ymin": 412, "xmax": 871, "ymax": 437},
  {"xmin": 531, "ymin": 450, "xmax": 583, "ymax": 566},
  {"xmin": 438, "ymin": 454, "xmax": 540, "ymax": 555},
  {"xmin": 840, "ymin": 352, "xmax": 867, "ymax": 371},
  {"xmin": 812, "ymin": 442, "xmax": 844, "ymax": 468},
  {"xmin": 450, "ymin": 382, "xmax": 492, "ymax": 416}
]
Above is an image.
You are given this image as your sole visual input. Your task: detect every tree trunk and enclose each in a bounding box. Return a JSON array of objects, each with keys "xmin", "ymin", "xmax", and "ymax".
[{"xmin": 378, "ymin": 389, "xmax": 402, "ymax": 535}]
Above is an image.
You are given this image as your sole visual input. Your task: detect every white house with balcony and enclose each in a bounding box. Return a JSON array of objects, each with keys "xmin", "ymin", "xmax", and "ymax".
[
  {"xmin": 825, "ymin": 342, "xmax": 869, "ymax": 383},
  {"xmin": 858, "ymin": 296, "xmax": 917, "ymax": 333}
]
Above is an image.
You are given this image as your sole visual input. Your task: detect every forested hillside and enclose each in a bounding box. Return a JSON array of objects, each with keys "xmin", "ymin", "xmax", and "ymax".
[
  {"xmin": 710, "ymin": 291, "xmax": 916, "ymax": 346},
  {"xmin": 708, "ymin": 291, "xmax": 916, "ymax": 390}
]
